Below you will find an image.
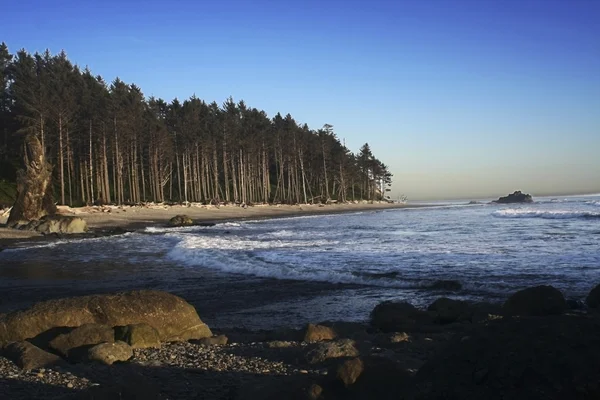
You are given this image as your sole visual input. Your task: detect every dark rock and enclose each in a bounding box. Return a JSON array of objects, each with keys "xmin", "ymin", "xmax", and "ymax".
[
  {"xmin": 193, "ymin": 334, "xmax": 228, "ymax": 346},
  {"xmin": 470, "ymin": 302, "xmax": 504, "ymax": 323},
  {"xmin": 0, "ymin": 290, "xmax": 212, "ymax": 343},
  {"xmin": 306, "ymin": 339, "xmax": 359, "ymax": 364},
  {"xmin": 567, "ymin": 298, "xmax": 585, "ymax": 310},
  {"xmin": 49, "ymin": 323, "xmax": 114, "ymax": 358},
  {"xmin": 586, "ymin": 283, "xmax": 600, "ymax": 309},
  {"xmin": 114, "ymin": 323, "xmax": 161, "ymax": 349},
  {"xmin": 413, "ymin": 315, "xmax": 600, "ymax": 399},
  {"xmin": 303, "ymin": 323, "xmax": 337, "ymax": 342},
  {"xmin": 428, "ymin": 297, "xmax": 470, "ymax": 324},
  {"xmin": 370, "ymin": 301, "xmax": 432, "ymax": 332},
  {"xmin": 429, "ymin": 280, "xmax": 462, "ymax": 291},
  {"xmin": 237, "ymin": 375, "xmax": 321, "ymax": 400},
  {"xmin": 69, "ymin": 372, "xmax": 163, "ymax": 399},
  {"xmin": 7, "ymin": 134, "xmax": 56, "ymax": 225},
  {"xmin": 168, "ymin": 215, "xmax": 194, "ymax": 227},
  {"xmin": 86, "ymin": 341, "xmax": 132, "ymax": 365},
  {"xmin": 493, "ymin": 190, "xmax": 533, "ymax": 204},
  {"xmin": 503, "ymin": 285, "xmax": 567, "ymax": 316},
  {"xmin": 2, "ymin": 341, "xmax": 63, "ymax": 370}
]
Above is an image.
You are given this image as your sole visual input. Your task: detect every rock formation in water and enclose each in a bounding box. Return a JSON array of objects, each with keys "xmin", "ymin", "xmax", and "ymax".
[
  {"xmin": 493, "ymin": 190, "xmax": 533, "ymax": 204},
  {"xmin": 7, "ymin": 134, "xmax": 56, "ymax": 225}
]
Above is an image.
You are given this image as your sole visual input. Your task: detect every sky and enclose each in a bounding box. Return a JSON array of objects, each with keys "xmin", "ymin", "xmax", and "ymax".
[{"xmin": 2, "ymin": 0, "xmax": 599, "ymax": 200}]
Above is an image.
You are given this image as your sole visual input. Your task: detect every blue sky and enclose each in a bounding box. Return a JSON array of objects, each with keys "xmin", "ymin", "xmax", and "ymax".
[{"xmin": 2, "ymin": 0, "xmax": 599, "ymax": 199}]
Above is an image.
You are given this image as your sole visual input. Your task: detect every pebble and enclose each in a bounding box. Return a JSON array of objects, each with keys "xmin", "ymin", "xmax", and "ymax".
[{"xmin": 0, "ymin": 339, "xmax": 324, "ymax": 400}]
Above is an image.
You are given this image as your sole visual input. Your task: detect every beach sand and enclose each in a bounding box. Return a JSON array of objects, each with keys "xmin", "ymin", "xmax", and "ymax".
[{"xmin": 0, "ymin": 201, "xmax": 421, "ymax": 246}]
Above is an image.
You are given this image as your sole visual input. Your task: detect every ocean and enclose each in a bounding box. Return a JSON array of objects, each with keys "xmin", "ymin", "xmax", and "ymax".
[{"xmin": 1, "ymin": 194, "xmax": 599, "ymax": 330}]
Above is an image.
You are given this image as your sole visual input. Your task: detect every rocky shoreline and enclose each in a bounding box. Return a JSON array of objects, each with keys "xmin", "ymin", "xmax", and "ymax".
[{"xmin": 1, "ymin": 284, "xmax": 600, "ymax": 399}]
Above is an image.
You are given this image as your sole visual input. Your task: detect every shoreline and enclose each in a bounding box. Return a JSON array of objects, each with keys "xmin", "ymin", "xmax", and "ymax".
[{"xmin": 0, "ymin": 201, "xmax": 430, "ymax": 249}]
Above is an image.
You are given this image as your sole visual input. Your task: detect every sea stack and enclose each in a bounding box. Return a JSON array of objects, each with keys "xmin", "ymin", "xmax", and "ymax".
[{"xmin": 493, "ymin": 191, "xmax": 533, "ymax": 204}]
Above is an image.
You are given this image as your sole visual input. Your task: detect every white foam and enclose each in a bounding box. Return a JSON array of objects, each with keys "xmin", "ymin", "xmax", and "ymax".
[{"xmin": 492, "ymin": 208, "xmax": 600, "ymax": 219}]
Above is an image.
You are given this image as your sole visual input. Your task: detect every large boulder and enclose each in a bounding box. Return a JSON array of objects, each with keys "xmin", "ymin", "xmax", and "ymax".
[
  {"xmin": 0, "ymin": 290, "xmax": 212, "ymax": 344},
  {"xmin": 370, "ymin": 301, "xmax": 431, "ymax": 332},
  {"xmin": 2, "ymin": 341, "xmax": 63, "ymax": 370},
  {"xmin": 427, "ymin": 297, "xmax": 471, "ymax": 324},
  {"xmin": 503, "ymin": 285, "xmax": 567, "ymax": 316},
  {"xmin": 493, "ymin": 190, "xmax": 533, "ymax": 204},
  {"xmin": 168, "ymin": 215, "xmax": 194, "ymax": 227},
  {"xmin": 114, "ymin": 323, "xmax": 161, "ymax": 349},
  {"xmin": 49, "ymin": 323, "xmax": 114, "ymax": 358},
  {"xmin": 585, "ymin": 283, "xmax": 600, "ymax": 309},
  {"xmin": 413, "ymin": 315, "xmax": 600, "ymax": 399}
]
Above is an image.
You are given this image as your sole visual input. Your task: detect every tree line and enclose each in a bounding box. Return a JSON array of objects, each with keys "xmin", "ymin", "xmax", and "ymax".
[{"xmin": 0, "ymin": 43, "xmax": 392, "ymax": 207}]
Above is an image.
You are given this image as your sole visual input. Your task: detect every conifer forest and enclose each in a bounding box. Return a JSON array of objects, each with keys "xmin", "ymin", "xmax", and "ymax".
[{"xmin": 0, "ymin": 43, "xmax": 392, "ymax": 207}]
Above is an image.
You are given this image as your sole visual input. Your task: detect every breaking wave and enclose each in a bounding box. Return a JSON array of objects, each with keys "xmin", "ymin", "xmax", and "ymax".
[{"xmin": 493, "ymin": 208, "xmax": 600, "ymax": 220}]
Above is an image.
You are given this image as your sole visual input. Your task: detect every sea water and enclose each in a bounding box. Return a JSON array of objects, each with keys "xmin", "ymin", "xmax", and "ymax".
[{"xmin": 1, "ymin": 194, "xmax": 599, "ymax": 329}]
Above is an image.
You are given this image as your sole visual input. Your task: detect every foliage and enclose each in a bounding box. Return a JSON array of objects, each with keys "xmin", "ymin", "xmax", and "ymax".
[{"xmin": 0, "ymin": 43, "xmax": 393, "ymax": 205}]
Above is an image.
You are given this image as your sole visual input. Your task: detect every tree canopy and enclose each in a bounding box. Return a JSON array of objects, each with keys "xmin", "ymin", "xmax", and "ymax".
[{"xmin": 0, "ymin": 43, "xmax": 392, "ymax": 206}]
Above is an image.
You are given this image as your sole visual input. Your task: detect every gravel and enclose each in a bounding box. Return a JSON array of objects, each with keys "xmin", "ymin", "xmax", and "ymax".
[{"xmin": 0, "ymin": 340, "xmax": 326, "ymax": 399}]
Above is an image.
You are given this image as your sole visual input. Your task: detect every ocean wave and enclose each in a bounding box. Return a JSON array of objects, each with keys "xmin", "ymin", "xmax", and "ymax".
[
  {"xmin": 492, "ymin": 208, "xmax": 600, "ymax": 220},
  {"xmin": 586, "ymin": 201, "xmax": 600, "ymax": 207}
]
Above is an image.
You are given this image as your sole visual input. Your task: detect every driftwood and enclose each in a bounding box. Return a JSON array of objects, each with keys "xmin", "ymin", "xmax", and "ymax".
[{"xmin": 7, "ymin": 134, "xmax": 56, "ymax": 225}]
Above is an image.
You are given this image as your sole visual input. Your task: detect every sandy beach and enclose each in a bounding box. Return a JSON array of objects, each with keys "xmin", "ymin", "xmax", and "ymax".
[{"xmin": 0, "ymin": 202, "xmax": 422, "ymax": 246}]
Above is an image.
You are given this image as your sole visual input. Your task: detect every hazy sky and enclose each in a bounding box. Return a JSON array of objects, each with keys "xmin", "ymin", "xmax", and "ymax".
[{"xmin": 2, "ymin": 0, "xmax": 599, "ymax": 200}]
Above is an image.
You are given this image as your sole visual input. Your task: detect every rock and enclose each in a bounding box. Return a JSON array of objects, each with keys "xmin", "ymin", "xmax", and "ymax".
[
  {"xmin": 390, "ymin": 332, "xmax": 410, "ymax": 343},
  {"xmin": 493, "ymin": 190, "xmax": 533, "ymax": 204},
  {"xmin": 69, "ymin": 372, "xmax": 162, "ymax": 399},
  {"xmin": 586, "ymin": 283, "xmax": 600, "ymax": 309},
  {"xmin": 413, "ymin": 315, "xmax": 600, "ymax": 399},
  {"xmin": 2, "ymin": 341, "xmax": 63, "ymax": 370},
  {"xmin": 335, "ymin": 357, "xmax": 364, "ymax": 386},
  {"xmin": 86, "ymin": 341, "xmax": 132, "ymax": 365},
  {"xmin": 31, "ymin": 215, "xmax": 88, "ymax": 234},
  {"xmin": 566, "ymin": 298, "xmax": 585, "ymax": 310},
  {"xmin": 267, "ymin": 340, "xmax": 294, "ymax": 348},
  {"xmin": 328, "ymin": 356, "xmax": 412, "ymax": 400},
  {"xmin": 7, "ymin": 134, "xmax": 56, "ymax": 225},
  {"xmin": 303, "ymin": 324, "xmax": 337, "ymax": 342},
  {"xmin": 429, "ymin": 280, "xmax": 462, "ymax": 291},
  {"xmin": 49, "ymin": 323, "xmax": 114, "ymax": 358},
  {"xmin": 503, "ymin": 285, "xmax": 567, "ymax": 316},
  {"xmin": 306, "ymin": 339, "xmax": 359, "ymax": 364},
  {"xmin": 370, "ymin": 301, "xmax": 431, "ymax": 332},
  {"xmin": 168, "ymin": 215, "xmax": 194, "ymax": 227},
  {"xmin": 428, "ymin": 297, "xmax": 470, "ymax": 324},
  {"xmin": 114, "ymin": 323, "xmax": 161, "ymax": 349},
  {"xmin": 470, "ymin": 302, "xmax": 504, "ymax": 323},
  {"xmin": 193, "ymin": 334, "xmax": 228, "ymax": 346},
  {"xmin": 238, "ymin": 376, "xmax": 321, "ymax": 400},
  {"xmin": 0, "ymin": 290, "xmax": 212, "ymax": 343}
]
